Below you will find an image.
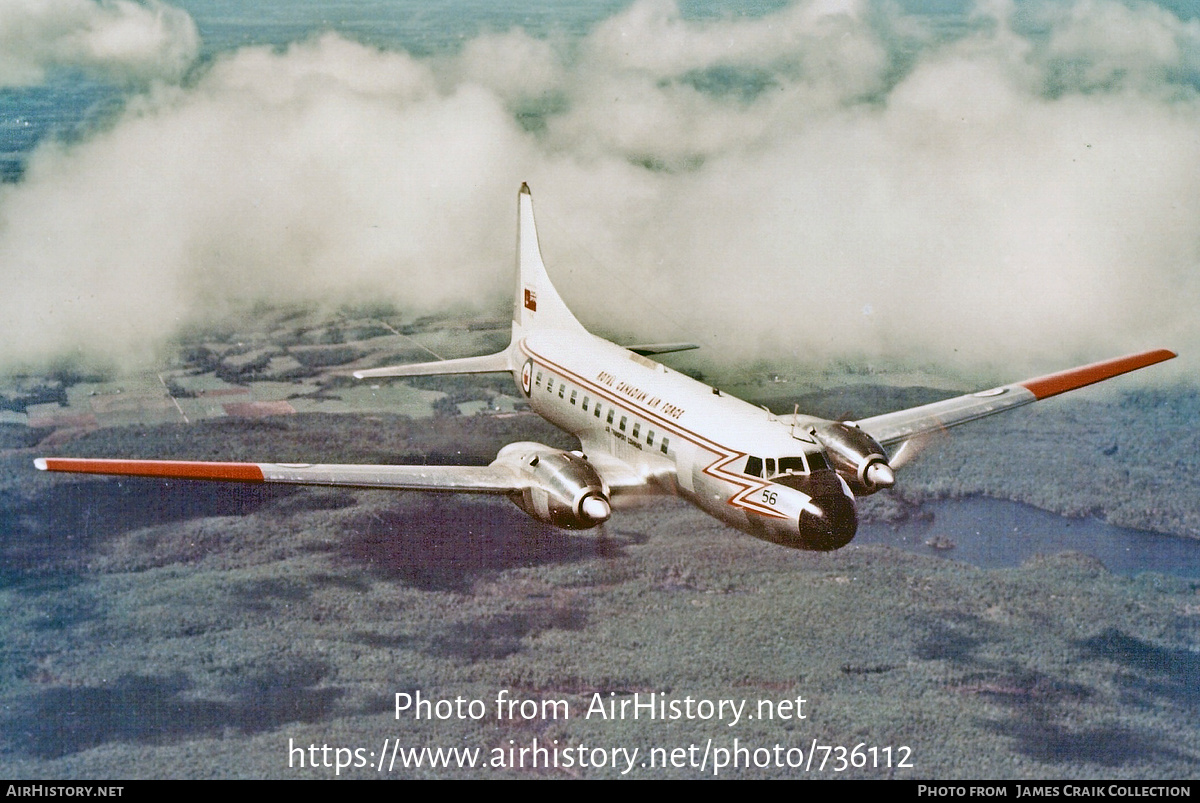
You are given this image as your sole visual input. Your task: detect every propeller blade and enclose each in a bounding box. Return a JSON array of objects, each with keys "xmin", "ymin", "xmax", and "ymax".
[{"xmin": 888, "ymin": 427, "xmax": 946, "ymax": 470}]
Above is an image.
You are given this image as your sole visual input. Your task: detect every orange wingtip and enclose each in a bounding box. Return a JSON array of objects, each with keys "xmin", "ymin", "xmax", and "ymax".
[
  {"xmin": 34, "ymin": 458, "xmax": 265, "ymax": 482},
  {"xmin": 1019, "ymin": 349, "xmax": 1176, "ymax": 400}
]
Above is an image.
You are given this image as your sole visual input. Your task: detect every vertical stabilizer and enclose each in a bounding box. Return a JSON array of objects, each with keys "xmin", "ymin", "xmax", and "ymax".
[
  {"xmin": 513, "ymin": 183, "xmax": 588, "ymax": 338},
  {"xmin": 353, "ymin": 184, "xmax": 583, "ymax": 382}
]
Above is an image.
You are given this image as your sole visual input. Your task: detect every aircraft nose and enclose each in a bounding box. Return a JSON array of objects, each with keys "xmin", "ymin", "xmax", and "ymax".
[{"xmin": 797, "ymin": 494, "xmax": 857, "ymax": 551}]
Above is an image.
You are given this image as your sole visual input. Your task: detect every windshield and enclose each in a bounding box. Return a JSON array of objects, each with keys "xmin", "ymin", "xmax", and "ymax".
[{"xmin": 745, "ymin": 451, "xmax": 830, "ymax": 478}]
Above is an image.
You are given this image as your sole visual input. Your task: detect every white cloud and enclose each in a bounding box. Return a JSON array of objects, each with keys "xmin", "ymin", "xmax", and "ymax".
[
  {"xmin": 1, "ymin": 0, "xmax": 1197, "ymax": 380},
  {"xmin": 0, "ymin": 0, "xmax": 199, "ymax": 87},
  {"xmin": 1037, "ymin": 0, "xmax": 1200, "ymax": 93}
]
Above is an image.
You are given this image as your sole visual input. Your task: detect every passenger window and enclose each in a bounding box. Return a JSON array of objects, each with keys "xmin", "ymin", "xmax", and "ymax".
[
  {"xmin": 619, "ymin": 416, "xmax": 627, "ymax": 432},
  {"xmin": 582, "ymin": 396, "xmax": 589, "ymax": 411},
  {"xmin": 535, "ymin": 371, "xmax": 542, "ymax": 387},
  {"xmin": 559, "ymin": 384, "xmax": 565, "ymax": 398},
  {"xmin": 632, "ymin": 422, "xmax": 640, "ymax": 438},
  {"xmin": 594, "ymin": 404, "xmax": 602, "ymax": 418},
  {"xmin": 546, "ymin": 378, "xmax": 554, "ymax": 393},
  {"xmin": 647, "ymin": 430, "xmax": 655, "ymax": 446},
  {"xmin": 607, "ymin": 410, "xmax": 614, "ymax": 424},
  {"xmin": 570, "ymin": 390, "xmax": 577, "ymax": 405},
  {"xmin": 746, "ymin": 456, "xmax": 763, "ymax": 477},
  {"xmin": 660, "ymin": 437, "xmax": 670, "ymax": 455}
]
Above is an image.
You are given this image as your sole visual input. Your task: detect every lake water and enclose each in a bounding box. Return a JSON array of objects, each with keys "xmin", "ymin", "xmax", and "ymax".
[{"xmin": 855, "ymin": 496, "xmax": 1200, "ymax": 580}]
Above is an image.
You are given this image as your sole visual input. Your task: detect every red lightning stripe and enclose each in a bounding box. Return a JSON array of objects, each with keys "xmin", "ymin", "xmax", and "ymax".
[
  {"xmin": 35, "ymin": 458, "xmax": 265, "ymax": 482},
  {"xmin": 519, "ymin": 340, "xmax": 790, "ymax": 519},
  {"xmin": 1019, "ymin": 349, "xmax": 1176, "ymax": 400}
]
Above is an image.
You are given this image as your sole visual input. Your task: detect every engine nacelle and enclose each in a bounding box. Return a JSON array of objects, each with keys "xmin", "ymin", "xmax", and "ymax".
[
  {"xmin": 493, "ymin": 442, "xmax": 612, "ymax": 529},
  {"xmin": 808, "ymin": 421, "xmax": 894, "ymax": 496}
]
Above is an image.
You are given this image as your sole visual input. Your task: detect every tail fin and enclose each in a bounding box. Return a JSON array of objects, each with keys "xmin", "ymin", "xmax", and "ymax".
[
  {"xmin": 353, "ymin": 183, "xmax": 583, "ymax": 381},
  {"xmin": 512, "ymin": 183, "xmax": 588, "ymax": 338}
]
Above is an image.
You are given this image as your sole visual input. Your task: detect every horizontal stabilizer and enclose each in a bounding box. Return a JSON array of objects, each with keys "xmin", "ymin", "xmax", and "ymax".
[
  {"xmin": 624, "ymin": 343, "xmax": 700, "ymax": 357},
  {"xmin": 353, "ymin": 350, "xmax": 511, "ymax": 380}
]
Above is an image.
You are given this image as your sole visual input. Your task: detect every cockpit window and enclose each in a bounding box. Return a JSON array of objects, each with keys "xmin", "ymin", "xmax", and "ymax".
[
  {"xmin": 777, "ymin": 456, "xmax": 806, "ymax": 474},
  {"xmin": 749, "ymin": 453, "xmax": 830, "ymax": 478}
]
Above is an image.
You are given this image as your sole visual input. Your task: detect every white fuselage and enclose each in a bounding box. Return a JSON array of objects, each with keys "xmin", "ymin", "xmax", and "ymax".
[{"xmin": 514, "ymin": 330, "xmax": 856, "ymax": 549}]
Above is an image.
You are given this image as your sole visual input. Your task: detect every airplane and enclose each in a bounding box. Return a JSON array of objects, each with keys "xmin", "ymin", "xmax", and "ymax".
[{"xmin": 35, "ymin": 183, "xmax": 1176, "ymax": 551}]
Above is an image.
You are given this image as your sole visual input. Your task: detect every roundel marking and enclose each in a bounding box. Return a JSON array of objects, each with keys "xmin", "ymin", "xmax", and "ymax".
[{"xmin": 520, "ymin": 359, "xmax": 533, "ymax": 396}]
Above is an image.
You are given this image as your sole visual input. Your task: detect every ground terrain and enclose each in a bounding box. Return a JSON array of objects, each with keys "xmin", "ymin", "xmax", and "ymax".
[{"xmin": 0, "ymin": 309, "xmax": 1195, "ymax": 779}]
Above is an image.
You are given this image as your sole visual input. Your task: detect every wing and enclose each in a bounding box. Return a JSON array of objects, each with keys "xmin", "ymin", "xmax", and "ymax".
[
  {"xmin": 575, "ymin": 445, "xmax": 674, "ymax": 497},
  {"xmin": 34, "ymin": 457, "xmax": 525, "ymax": 493},
  {"xmin": 855, "ymin": 348, "xmax": 1176, "ymax": 448},
  {"xmin": 32, "ymin": 449, "xmax": 662, "ymax": 499}
]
